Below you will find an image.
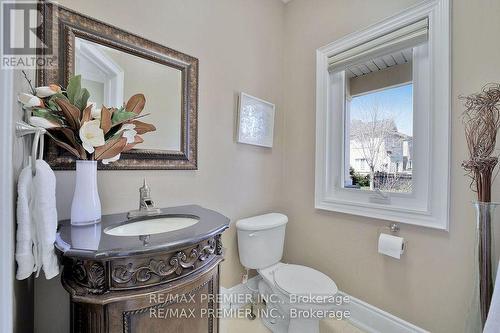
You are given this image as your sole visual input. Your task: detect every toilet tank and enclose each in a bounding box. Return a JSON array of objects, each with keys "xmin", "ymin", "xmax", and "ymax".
[{"xmin": 236, "ymin": 213, "xmax": 288, "ymax": 269}]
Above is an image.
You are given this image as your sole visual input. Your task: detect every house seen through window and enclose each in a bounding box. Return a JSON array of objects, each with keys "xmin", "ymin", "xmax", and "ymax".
[{"xmin": 343, "ymin": 48, "xmax": 413, "ymax": 193}]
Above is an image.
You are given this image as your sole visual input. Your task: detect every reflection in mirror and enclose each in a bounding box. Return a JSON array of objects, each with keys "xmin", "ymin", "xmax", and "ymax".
[
  {"xmin": 75, "ymin": 38, "xmax": 182, "ymax": 151},
  {"xmin": 344, "ymin": 48, "xmax": 413, "ymax": 193}
]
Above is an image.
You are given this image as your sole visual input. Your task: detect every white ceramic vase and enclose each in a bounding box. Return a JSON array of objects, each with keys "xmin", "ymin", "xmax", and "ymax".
[
  {"xmin": 71, "ymin": 160, "xmax": 101, "ymax": 226},
  {"xmin": 70, "ymin": 223, "xmax": 102, "ymax": 250}
]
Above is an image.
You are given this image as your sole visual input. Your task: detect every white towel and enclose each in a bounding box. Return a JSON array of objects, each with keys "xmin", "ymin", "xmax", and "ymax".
[
  {"xmin": 15, "ymin": 160, "xmax": 59, "ymax": 280},
  {"xmin": 15, "ymin": 166, "xmax": 35, "ymax": 280},
  {"xmin": 32, "ymin": 160, "xmax": 59, "ymax": 279}
]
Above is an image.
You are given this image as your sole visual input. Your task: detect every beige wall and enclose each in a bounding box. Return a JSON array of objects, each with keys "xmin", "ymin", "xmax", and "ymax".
[
  {"xmin": 34, "ymin": 0, "xmax": 285, "ymax": 332},
  {"xmin": 282, "ymin": 0, "xmax": 500, "ymax": 332}
]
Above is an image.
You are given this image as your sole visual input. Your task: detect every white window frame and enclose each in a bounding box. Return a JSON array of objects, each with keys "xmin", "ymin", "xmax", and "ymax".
[{"xmin": 315, "ymin": 0, "xmax": 450, "ymax": 229}]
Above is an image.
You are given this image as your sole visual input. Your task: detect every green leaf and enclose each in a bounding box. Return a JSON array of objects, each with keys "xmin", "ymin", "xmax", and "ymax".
[
  {"xmin": 95, "ymin": 136, "xmax": 127, "ymax": 160},
  {"xmin": 111, "ymin": 109, "xmax": 137, "ymax": 124},
  {"xmin": 49, "ymin": 93, "xmax": 68, "ymax": 103},
  {"xmin": 31, "ymin": 108, "xmax": 49, "ymax": 116},
  {"xmin": 46, "ymin": 99, "xmax": 60, "ymax": 112},
  {"xmin": 32, "ymin": 108, "xmax": 63, "ymax": 125},
  {"xmin": 46, "ymin": 131, "xmax": 84, "ymax": 159},
  {"xmin": 54, "ymin": 98, "xmax": 81, "ymax": 130},
  {"xmin": 104, "ymin": 125, "xmax": 121, "ymax": 141},
  {"xmin": 66, "ymin": 75, "xmax": 81, "ymax": 104},
  {"xmin": 125, "ymin": 94, "xmax": 146, "ymax": 114},
  {"xmin": 74, "ymin": 88, "xmax": 90, "ymax": 111}
]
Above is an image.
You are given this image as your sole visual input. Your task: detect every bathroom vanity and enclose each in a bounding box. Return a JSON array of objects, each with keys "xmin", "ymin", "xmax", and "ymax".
[{"xmin": 55, "ymin": 205, "xmax": 229, "ymax": 333}]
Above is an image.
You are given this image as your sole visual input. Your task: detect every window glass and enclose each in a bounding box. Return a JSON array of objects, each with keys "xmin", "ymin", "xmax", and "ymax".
[{"xmin": 343, "ymin": 49, "xmax": 413, "ymax": 193}]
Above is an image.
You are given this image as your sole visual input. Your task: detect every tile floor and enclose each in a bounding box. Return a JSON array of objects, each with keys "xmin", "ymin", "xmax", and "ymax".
[{"xmin": 219, "ymin": 303, "xmax": 364, "ymax": 333}]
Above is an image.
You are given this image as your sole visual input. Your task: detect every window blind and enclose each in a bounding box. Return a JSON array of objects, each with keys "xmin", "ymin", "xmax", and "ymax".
[{"xmin": 328, "ymin": 18, "xmax": 428, "ymax": 72}]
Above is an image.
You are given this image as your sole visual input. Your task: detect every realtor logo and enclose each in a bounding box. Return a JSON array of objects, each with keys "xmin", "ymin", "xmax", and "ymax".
[{"xmin": 1, "ymin": 1, "xmax": 55, "ymax": 69}]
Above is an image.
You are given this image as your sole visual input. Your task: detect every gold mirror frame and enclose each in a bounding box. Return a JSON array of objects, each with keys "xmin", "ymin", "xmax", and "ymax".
[{"xmin": 36, "ymin": 2, "xmax": 198, "ymax": 170}]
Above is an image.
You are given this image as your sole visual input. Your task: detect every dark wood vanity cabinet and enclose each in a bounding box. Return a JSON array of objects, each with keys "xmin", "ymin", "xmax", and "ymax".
[
  {"xmin": 56, "ymin": 205, "xmax": 229, "ymax": 333},
  {"xmin": 60, "ymin": 234, "xmax": 224, "ymax": 333}
]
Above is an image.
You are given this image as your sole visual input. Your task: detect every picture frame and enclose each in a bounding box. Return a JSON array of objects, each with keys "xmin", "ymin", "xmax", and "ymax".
[{"xmin": 237, "ymin": 92, "xmax": 276, "ymax": 148}]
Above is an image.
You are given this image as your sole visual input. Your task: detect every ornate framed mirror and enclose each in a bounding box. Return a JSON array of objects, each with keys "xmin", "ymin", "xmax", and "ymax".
[{"xmin": 36, "ymin": 2, "xmax": 198, "ymax": 170}]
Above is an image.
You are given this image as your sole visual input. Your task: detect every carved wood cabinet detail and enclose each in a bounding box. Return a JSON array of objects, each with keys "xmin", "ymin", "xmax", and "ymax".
[{"xmin": 60, "ymin": 235, "xmax": 224, "ymax": 333}]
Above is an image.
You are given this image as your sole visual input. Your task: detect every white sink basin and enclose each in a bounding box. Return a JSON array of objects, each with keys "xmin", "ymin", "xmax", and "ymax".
[{"xmin": 104, "ymin": 216, "xmax": 199, "ymax": 236}]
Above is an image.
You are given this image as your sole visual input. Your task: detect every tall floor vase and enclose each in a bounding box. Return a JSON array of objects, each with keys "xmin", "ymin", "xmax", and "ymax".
[
  {"xmin": 71, "ymin": 160, "xmax": 101, "ymax": 226},
  {"xmin": 474, "ymin": 202, "xmax": 498, "ymax": 327}
]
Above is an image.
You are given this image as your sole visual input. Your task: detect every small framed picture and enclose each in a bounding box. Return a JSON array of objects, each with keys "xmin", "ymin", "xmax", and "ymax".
[{"xmin": 237, "ymin": 92, "xmax": 276, "ymax": 148}]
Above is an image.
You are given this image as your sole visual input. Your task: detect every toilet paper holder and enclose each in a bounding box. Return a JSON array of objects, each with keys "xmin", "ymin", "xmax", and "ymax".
[
  {"xmin": 387, "ymin": 223, "xmax": 400, "ymax": 233},
  {"xmin": 380, "ymin": 223, "xmax": 407, "ymax": 253},
  {"xmin": 378, "ymin": 223, "xmax": 401, "ymax": 234},
  {"xmin": 377, "ymin": 223, "xmax": 401, "ymax": 235}
]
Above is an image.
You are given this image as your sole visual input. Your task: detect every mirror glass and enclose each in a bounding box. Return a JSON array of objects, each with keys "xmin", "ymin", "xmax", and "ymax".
[{"xmin": 74, "ymin": 37, "xmax": 182, "ymax": 151}]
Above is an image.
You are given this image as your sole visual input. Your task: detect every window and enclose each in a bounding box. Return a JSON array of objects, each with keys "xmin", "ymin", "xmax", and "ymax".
[
  {"xmin": 315, "ymin": 0, "xmax": 450, "ymax": 229},
  {"xmin": 346, "ymin": 68, "xmax": 413, "ymax": 193}
]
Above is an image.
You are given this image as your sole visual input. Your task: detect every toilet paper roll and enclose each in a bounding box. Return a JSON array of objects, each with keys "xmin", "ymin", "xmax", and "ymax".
[{"xmin": 378, "ymin": 233, "xmax": 405, "ymax": 259}]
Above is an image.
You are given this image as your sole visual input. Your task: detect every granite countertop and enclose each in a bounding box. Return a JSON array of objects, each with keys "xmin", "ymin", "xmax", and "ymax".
[{"xmin": 55, "ymin": 205, "xmax": 230, "ymax": 259}]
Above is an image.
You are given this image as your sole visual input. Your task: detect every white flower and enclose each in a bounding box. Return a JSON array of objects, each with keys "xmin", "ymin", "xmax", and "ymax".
[
  {"xmin": 120, "ymin": 123, "xmax": 136, "ymax": 131},
  {"xmin": 99, "ymin": 124, "xmax": 137, "ymax": 164},
  {"xmin": 35, "ymin": 84, "xmax": 61, "ymax": 98},
  {"xmin": 18, "ymin": 93, "xmax": 42, "ymax": 108},
  {"xmin": 79, "ymin": 120, "xmax": 105, "ymax": 154},
  {"xmin": 115, "ymin": 123, "xmax": 137, "ymax": 143},
  {"xmin": 29, "ymin": 116, "xmax": 61, "ymax": 129},
  {"xmin": 122, "ymin": 129, "xmax": 137, "ymax": 144},
  {"xmin": 102, "ymin": 154, "xmax": 120, "ymax": 164}
]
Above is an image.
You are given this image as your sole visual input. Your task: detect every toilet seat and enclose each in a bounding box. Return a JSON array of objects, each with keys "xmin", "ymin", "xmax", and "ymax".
[{"xmin": 273, "ymin": 264, "xmax": 338, "ymax": 299}]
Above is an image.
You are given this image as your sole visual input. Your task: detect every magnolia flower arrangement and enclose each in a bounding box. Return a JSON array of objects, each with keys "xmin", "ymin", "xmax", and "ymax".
[{"xmin": 18, "ymin": 74, "xmax": 156, "ymax": 164}]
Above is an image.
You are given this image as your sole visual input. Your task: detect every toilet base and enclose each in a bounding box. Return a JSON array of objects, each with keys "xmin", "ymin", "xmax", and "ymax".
[
  {"xmin": 261, "ymin": 314, "xmax": 288, "ymax": 333},
  {"xmin": 257, "ymin": 279, "xmax": 322, "ymax": 333},
  {"xmin": 259, "ymin": 280, "xmax": 289, "ymax": 333},
  {"xmin": 261, "ymin": 308, "xmax": 321, "ymax": 333}
]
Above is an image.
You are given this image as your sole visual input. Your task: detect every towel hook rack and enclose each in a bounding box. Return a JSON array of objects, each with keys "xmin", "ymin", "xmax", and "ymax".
[{"xmin": 15, "ymin": 121, "xmax": 46, "ymax": 176}]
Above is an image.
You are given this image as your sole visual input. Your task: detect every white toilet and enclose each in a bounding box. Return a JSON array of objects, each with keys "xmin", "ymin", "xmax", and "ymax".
[{"xmin": 236, "ymin": 213, "xmax": 339, "ymax": 333}]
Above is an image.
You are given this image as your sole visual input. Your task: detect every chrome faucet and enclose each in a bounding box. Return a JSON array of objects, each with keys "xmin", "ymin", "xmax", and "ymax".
[{"xmin": 127, "ymin": 179, "xmax": 161, "ymax": 219}]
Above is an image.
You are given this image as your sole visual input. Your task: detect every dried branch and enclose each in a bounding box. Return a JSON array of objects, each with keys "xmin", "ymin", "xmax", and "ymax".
[
  {"xmin": 21, "ymin": 70, "xmax": 36, "ymax": 95},
  {"xmin": 460, "ymin": 83, "xmax": 500, "ymax": 202}
]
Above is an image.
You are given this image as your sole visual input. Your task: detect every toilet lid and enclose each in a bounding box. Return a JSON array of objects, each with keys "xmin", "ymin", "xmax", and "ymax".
[{"xmin": 273, "ymin": 264, "xmax": 338, "ymax": 297}]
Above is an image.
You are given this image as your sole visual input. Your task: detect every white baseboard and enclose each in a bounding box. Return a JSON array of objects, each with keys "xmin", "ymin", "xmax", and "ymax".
[
  {"xmin": 220, "ymin": 278, "xmax": 428, "ymax": 333},
  {"xmin": 341, "ymin": 292, "xmax": 429, "ymax": 333}
]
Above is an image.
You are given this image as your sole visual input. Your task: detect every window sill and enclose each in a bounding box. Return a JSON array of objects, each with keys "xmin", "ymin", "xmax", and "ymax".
[{"xmin": 315, "ymin": 197, "xmax": 447, "ymax": 230}]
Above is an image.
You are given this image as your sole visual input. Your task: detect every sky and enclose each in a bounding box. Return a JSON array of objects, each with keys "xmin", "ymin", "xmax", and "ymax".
[{"xmin": 350, "ymin": 83, "xmax": 413, "ymax": 136}]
